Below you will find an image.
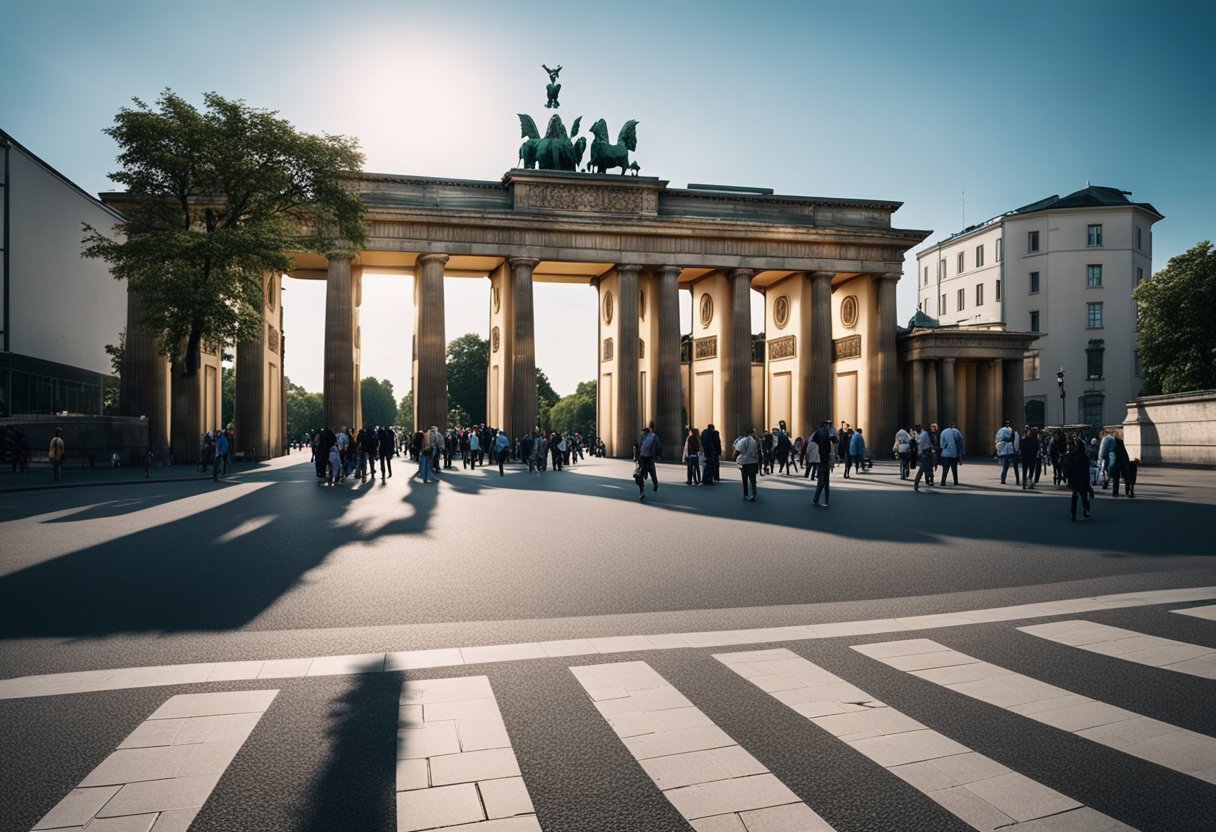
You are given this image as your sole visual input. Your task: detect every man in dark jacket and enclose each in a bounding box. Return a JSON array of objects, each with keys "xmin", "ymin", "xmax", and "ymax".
[
  {"xmin": 1065, "ymin": 440, "xmax": 1092, "ymax": 520},
  {"xmin": 700, "ymin": 424, "xmax": 722, "ymax": 485},
  {"xmin": 377, "ymin": 427, "xmax": 394, "ymax": 479},
  {"xmin": 812, "ymin": 420, "xmax": 834, "ymax": 507}
]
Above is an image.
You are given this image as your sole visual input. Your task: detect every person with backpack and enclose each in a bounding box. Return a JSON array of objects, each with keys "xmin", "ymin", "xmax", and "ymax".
[
  {"xmin": 634, "ymin": 424, "xmax": 661, "ymax": 499},
  {"xmin": 995, "ymin": 419, "xmax": 1020, "ymax": 485},
  {"xmin": 48, "ymin": 428, "xmax": 66, "ymax": 482},
  {"xmin": 734, "ymin": 427, "xmax": 760, "ymax": 501}
]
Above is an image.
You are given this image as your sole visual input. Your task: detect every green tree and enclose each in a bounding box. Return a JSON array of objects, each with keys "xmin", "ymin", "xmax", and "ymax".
[
  {"xmin": 83, "ymin": 89, "xmax": 366, "ymax": 379},
  {"xmin": 103, "ymin": 330, "xmax": 125, "ymax": 415},
  {"xmin": 397, "ymin": 390, "xmax": 414, "ymax": 433},
  {"xmin": 286, "ymin": 378, "xmax": 323, "ymax": 440},
  {"xmin": 221, "ymin": 366, "xmax": 235, "ymax": 427},
  {"xmin": 446, "ymin": 333, "xmax": 489, "ymax": 424},
  {"xmin": 536, "ymin": 368, "xmax": 560, "ymax": 431},
  {"xmin": 547, "ymin": 379, "xmax": 597, "ymax": 437},
  {"xmin": 360, "ymin": 377, "xmax": 397, "ymax": 428},
  {"xmin": 1134, "ymin": 241, "xmax": 1216, "ymax": 394}
]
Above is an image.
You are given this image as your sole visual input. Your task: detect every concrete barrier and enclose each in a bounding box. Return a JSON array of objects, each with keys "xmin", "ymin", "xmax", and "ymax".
[{"xmin": 1122, "ymin": 390, "xmax": 1216, "ymax": 466}]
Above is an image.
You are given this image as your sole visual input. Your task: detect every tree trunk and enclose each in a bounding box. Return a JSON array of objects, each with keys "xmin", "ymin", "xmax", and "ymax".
[{"xmin": 182, "ymin": 324, "xmax": 203, "ymax": 378}]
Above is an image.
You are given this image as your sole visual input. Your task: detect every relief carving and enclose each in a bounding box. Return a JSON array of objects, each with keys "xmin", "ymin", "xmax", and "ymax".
[
  {"xmin": 602, "ymin": 337, "xmax": 614, "ymax": 361},
  {"xmin": 491, "ymin": 326, "xmax": 500, "ymax": 353},
  {"xmin": 833, "ymin": 334, "xmax": 861, "ymax": 362},
  {"xmin": 268, "ymin": 325, "xmax": 280, "ymax": 354},
  {"xmin": 694, "ymin": 336, "xmax": 718, "ymax": 360},
  {"xmin": 523, "ymin": 183, "xmax": 646, "ymax": 214},
  {"xmin": 768, "ymin": 335, "xmax": 795, "ymax": 361}
]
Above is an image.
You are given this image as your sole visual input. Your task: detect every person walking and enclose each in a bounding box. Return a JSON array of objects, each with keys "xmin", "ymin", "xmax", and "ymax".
[
  {"xmin": 1020, "ymin": 428, "xmax": 1041, "ymax": 490},
  {"xmin": 495, "ymin": 429, "xmax": 510, "ymax": 476},
  {"xmin": 938, "ymin": 422, "xmax": 964, "ymax": 485},
  {"xmin": 635, "ymin": 425, "xmax": 661, "ymax": 499},
  {"xmin": 701, "ymin": 423, "xmax": 722, "ymax": 485},
  {"xmin": 684, "ymin": 427, "xmax": 701, "ymax": 485},
  {"xmin": 213, "ymin": 429, "xmax": 229, "ymax": 481},
  {"xmin": 48, "ymin": 428, "xmax": 66, "ymax": 482},
  {"xmin": 803, "ymin": 430, "xmax": 821, "ymax": 480},
  {"xmin": 811, "ymin": 420, "xmax": 833, "ymax": 507},
  {"xmin": 775, "ymin": 421, "xmax": 792, "ymax": 475},
  {"xmin": 849, "ymin": 428, "xmax": 866, "ymax": 474},
  {"xmin": 1110, "ymin": 433, "xmax": 1133, "ymax": 497},
  {"xmin": 913, "ymin": 424, "xmax": 935, "ymax": 492},
  {"xmin": 734, "ymin": 427, "xmax": 760, "ymax": 501},
  {"xmin": 378, "ymin": 426, "xmax": 394, "ymax": 479},
  {"xmin": 894, "ymin": 426, "xmax": 913, "ymax": 479},
  {"xmin": 1065, "ymin": 439, "xmax": 1092, "ymax": 520},
  {"xmin": 995, "ymin": 420, "xmax": 1020, "ymax": 485}
]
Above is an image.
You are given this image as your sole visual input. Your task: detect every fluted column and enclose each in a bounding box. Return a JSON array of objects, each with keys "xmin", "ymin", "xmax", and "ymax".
[
  {"xmin": 941, "ymin": 357, "xmax": 957, "ymax": 426},
  {"xmin": 655, "ymin": 265, "xmax": 683, "ymax": 448},
  {"xmin": 323, "ymin": 254, "xmax": 356, "ymax": 431},
  {"xmin": 976, "ymin": 360, "xmax": 995, "ymax": 444},
  {"xmin": 1002, "ymin": 359, "xmax": 1024, "ymax": 428},
  {"xmin": 873, "ymin": 273, "xmax": 900, "ymax": 442},
  {"xmin": 509, "ymin": 257, "xmax": 539, "ymax": 436},
  {"xmin": 615, "ymin": 264, "xmax": 642, "ymax": 455},
  {"xmin": 415, "ymin": 253, "xmax": 449, "ymax": 429},
  {"xmin": 120, "ymin": 285, "xmax": 170, "ymax": 460},
  {"xmin": 235, "ymin": 323, "xmax": 266, "ymax": 459},
  {"xmin": 910, "ymin": 360, "xmax": 924, "ymax": 426},
  {"xmin": 924, "ymin": 360, "xmax": 939, "ymax": 425},
  {"xmin": 809, "ymin": 271, "xmax": 834, "ymax": 427},
  {"xmin": 727, "ymin": 268, "xmax": 754, "ymax": 441}
]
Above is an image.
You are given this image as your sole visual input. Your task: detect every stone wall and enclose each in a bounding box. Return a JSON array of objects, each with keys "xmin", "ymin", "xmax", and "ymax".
[{"xmin": 1121, "ymin": 390, "xmax": 1216, "ymax": 466}]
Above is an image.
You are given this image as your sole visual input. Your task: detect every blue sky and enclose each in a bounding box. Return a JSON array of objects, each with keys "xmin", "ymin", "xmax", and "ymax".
[{"xmin": 3, "ymin": 0, "xmax": 1212, "ymax": 398}]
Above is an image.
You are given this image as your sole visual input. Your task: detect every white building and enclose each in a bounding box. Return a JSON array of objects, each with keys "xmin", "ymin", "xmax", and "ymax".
[
  {"xmin": 0, "ymin": 130, "xmax": 126, "ymax": 416},
  {"xmin": 915, "ymin": 185, "xmax": 1162, "ymax": 433}
]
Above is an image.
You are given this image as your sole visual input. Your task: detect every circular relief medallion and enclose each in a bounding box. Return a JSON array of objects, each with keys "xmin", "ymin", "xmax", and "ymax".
[
  {"xmin": 491, "ymin": 326, "xmax": 500, "ymax": 353},
  {"xmin": 699, "ymin": 293, "xmax": 714, "ymax": 328},
  {"xmin": 266, "ymin": 274, "xmax": 276, "ymax": 311},
  {"xmin": 603, "ymin": 291, "xmax": 614, "ymax": 324},
  {"xmin": 841, "ymin": 295, "xmax": 859, "ymax": 328},
  {"xmin": 773, "ymin": 295, "xmax": 790, "ymax": 330},
  {"xmin": 492, "ymin": 285, "xmax": 501, "ymax": 314}
]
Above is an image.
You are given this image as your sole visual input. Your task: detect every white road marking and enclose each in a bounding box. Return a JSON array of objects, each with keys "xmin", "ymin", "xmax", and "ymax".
[
  {"xmin": 1020, "ymin": 620, "xmax": 1216, "ymax": 678},
  {"xmin": 2, "ymin": 585, "xmax": 1214, "ymax": 700},
  {"xmin": 395, "ymin": 675, "xmax": 539, "ymax": 832},
  {"xmin": 30, "ymin": 689, "xmax": 277, "ymax": 831},
  {"xmin": 570, "ymin": 660, "xmax": 837, "ymax": 831},
  {"xmin": 1173, "ymin": 604, "xmax": 1216, "ymax": 622},
  {"xmin": 854, "ymin": 639, "xmax": 1216, "ymax": 785},
  {"xmin": 715, "ymin": 648, "xmax": 1133, "ymax": 831}
]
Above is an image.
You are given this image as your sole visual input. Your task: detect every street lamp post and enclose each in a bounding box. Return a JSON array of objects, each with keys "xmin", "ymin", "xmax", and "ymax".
[{"xmin": 1056, "ymin": 368, "xmax": 1066, "ymax": 426}]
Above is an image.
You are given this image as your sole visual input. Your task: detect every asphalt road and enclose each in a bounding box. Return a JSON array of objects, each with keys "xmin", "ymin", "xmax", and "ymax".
[{"xmin": 1, "ymin": 454, "xmax": 1214, "ymax": 831}]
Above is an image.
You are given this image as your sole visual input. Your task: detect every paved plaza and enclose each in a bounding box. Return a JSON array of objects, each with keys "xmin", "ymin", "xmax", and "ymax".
[{"xmin": 1, "ymin": 455, "xmax": 1214, "ymax": 831}]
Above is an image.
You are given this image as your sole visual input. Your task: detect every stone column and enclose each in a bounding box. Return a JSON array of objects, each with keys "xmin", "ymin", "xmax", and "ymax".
[
  {"xmin": 872, "ymin": 273, "xmax": 900, "ymax": 443},
  {"xmin": 991, "ymin": 359, "xmax": 1005, "ymax": 430},
  {"xmin": 509, "ymin": 257, "xmax": 539, "ymax": 436},
  {"xmin": 323, "ymin": 254, "xmax": 357, "ymax": 431},
  {"xmin": 655, "ymin": 266, "xmax": 683, "ymax": 448},
  {"xmin": 809, "ymin": 271, "xmax": 834, "ymax": 426},
  {"xmin": 615, "ymin": 264, "xmax": 642, "ymax": 455},
  {"xmin": 910, "ymin": 360, "xmax": 924, "ymax": 426},
  {"xmin": 727, "ymin": 268, "xmax": 754, "ymax": 441},
  {"xmin": 414, "ymin": 253, "xmax": 449, "ymax": 429},
  {"xmin": 976, "ymin": 360, "xmax": 995, "ymax": 446},
  {"xmin": 120, "ymin": 286, "xmax": 170, "ymax": 460},
  {"xmin": 941, "ymin": 357, "xmax": 957, "ymax": 426},
  {"xmin": 235, "ymin": 323, "xmax": 266, "ymax": 459},
  {"xmin": 924, "ymin": 360, "xmax": 939, "ymax": 425},
  {"xmin": 1002, "ymin": 359, "xmax": 1024, "ymax": 428}
]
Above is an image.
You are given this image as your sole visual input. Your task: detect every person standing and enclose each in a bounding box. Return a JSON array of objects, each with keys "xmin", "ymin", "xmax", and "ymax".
[
  {"xmin": 995, "ymin": 420, "xmax": 1020, "ymax": 485},
  {"xmin": 840, "ymin": 423, "xmax": 855, "ymax": 478},
  {"xmin": 938, "ymin": 422, "xmax": 964, "ymax": 485},
  {"xmin": 378, "ymin": 426, "xmax": 394, "ymax": 479},
  {"xmin": 849, "ymin": 428, "xmax": 866, "ymax": 474},
  {"xmin": 1020, "ymin": 428, "xmax": 1041, "ymax": 490},
  {"xmin": 701, "ymin": 423, "xmax": 722, "ymax": 485},
  {"xmin": 48, "ymin": 428, "xmax": 65, "ymax": 482},
  {"xmin": 734, "ymin": 427, "xmax": 760, "ymax": 501},
  {"xmin": 913, "ymin": 424, "xmax": 935, "ymax": 492},
  {"xmin": 213, "ymin": 429, "xmax": 229, "ymax": 482},
  {"xmin": 635, "ymin": 425, "xmax": 660, "ymax": 499},
  {"xmin": 684, "ymin": 427, "xmax": 701, "ymax": 485},
  {"xmin": 775, "ymin": 421, "xmax": 792, "ymax": 475},
  {"xmin": 1110, "ymin": 433, "xmax": 1133, "ymax": 497},
  {"xmin": 803, "ymin": 429, "xmax": 821, "ymax": 480},
  {"xmin": 811, "ymin": 420, "xmax": 833, "ymax": 507},
  {"xmin": 495, "ymin": 429, "xmax": 510, "ymax": 476},
  {"xmin": 894, "ymin": 426, "xmax": 913, "ymax": 479},
  {"xmin": 1065, "ymin": 439, "xmax": 1092, "ymax": 520}
]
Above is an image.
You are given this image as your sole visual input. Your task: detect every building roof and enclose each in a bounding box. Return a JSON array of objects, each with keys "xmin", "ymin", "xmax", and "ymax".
[
  {"xmin": 0, "ymin": 128, "xmax": 125, "ymax": 222},
  {"xmin": 920, "ymin": 184, "xmax": 1163, "ymax": 252}
]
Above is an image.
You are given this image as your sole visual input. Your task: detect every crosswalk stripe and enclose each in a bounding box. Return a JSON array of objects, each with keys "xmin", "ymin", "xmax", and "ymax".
[
  {"xmin": 1173, "ymin": 604, "xmax": 1216, "ymax": 622},
  {"xmin": 570, "ymin": 660, "xmax": 837, "ymax": 831},
  {"xmin": 854, "ymin": 639, "xmax": 1216, "ymax": 786},
  {"xmin": 1019, "ymin": 620, "xmax": 1216, "ymax": 678},
  {"xmin": 395, "ymin": 675, "xmax": 540, "ymax": 832},
  {"xmin": 714, "ymin": 648, "xmax": 1133, "ymax": 831},
  {"xmin": 31, "ymin": 689, "xmax": 278, "ymax": 831}
]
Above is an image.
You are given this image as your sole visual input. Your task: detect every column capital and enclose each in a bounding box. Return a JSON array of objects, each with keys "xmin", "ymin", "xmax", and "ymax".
[
  {"xmin": 941, "ymin": 356, "xmax": 956, "ymax": 366},
  {"xmin": 878, "ymin": 272, "xmax": 902, "ymax": 283},
  {"xmin": 417, "ymin": 252, "xmax": 449, "ymax": 267},
  {"xmin": 325, "ymin": 244, "xmax": 357, "ymax": 261},
  {"xmin": 810, "ymin": 270, "xmax": 834, "ymax": 283},
  {"xmin": 507, "ymin": 256, "xmax": 539, "ymax": 270},
  {"xmin": 618, "ymin": 263, "xmax": 644, "ymax": 275},
  {"xmin": 730, "ymin": 268, "xmax": 754, "ymax": 282},
  {"xmin": 656, "ymin": 265, "xmax": 683, "ymax": 279}
]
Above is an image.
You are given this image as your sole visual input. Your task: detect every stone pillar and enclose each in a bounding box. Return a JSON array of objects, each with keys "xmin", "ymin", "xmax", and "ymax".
[
  {"xmin": 809, "ymin": 271, "xmax": 834, "ymax": 426},
  {"xmin": 414, "ymin": 253, "xmax": 449, "ymax": 430},
  {"xmin": 1003, "ymin": 359, "xmax": 1024, "ymax": 428},
  {"xmin": 235, "ymin": 327, "xmax": 266, "ymax": 459},
  {"xmin": 120, "ymin": 286, "xmax": 170, "ymax": 461},
  {"xmin": 991, "ymin": 359, "xmax": 1005, "ymax": 430},
  {"xmin": 655, "ymin": 265, "xmax": 683, "ymax": 448},
  {"xmin": 727, "ymin": 268, "xmax": 754, "ymax": 441},
  {"xmin": 509, "ymin": 257, "xmax": 539, "ymax": 436},
  {"xmin": 872, "ymin": 273, "xmax": 900, "ymax": 443},
  {"xmin": 615, "ymin": 264, "xmax": 642, "ymax": 455},
  {"xmin": 923, "ymin": 360, "xmax": 939, "ymax": 425},
  {"xmin": 910, "ymin": 360, "xmax": 924, "ymax": 426},
  {"xmin": 170, "ymin": 343, "xmax": 221, "ymax": 465},
  {"xmin": 941, "ymin": 357, "xmax": 957, "ymax": 426},
  {"xmin": 323, "ymin": 254, "xmax": 357, "ymax": 431},
  {"xmin": 976, "ymin": 360, "xmax": 995, "ymax": 447}
]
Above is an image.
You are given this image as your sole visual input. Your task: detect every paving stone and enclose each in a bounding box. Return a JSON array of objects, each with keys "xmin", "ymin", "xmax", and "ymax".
[
  {"xmin": 396, "ymin": 758, "xmax": 430, "ymax": 791},
  {"xmin": 1001, "ymin": 806, "xmax": 1137, "ymax": 831},
  {"xmin": 386, "ymin": 648, "xmax": 466, "ymax": 671},
  {"xmin": 396, "ymin": 782, "xmax": 484, "ymax": 832},
  {"xmin": 623, "ymin": 724, "xmax": 736, "ymax": 760},
  {"xmin": 305, "ymin": 653, "xmax": 386, "ymax": 676},
  {"xmin": 177, "ymin": 739, "xmax": 243, "ymax": 777},
  {"xmin": 80, "ymin": 814, "xmax": 159, "ymax": 832},
  {"xmin": 848, "ymin": 729, "xmax": 970, "ymax": 767},
  {"xmin": 690, "ymin": 814, "xmax": 748, "ymax": 832},
  {"xmin": 889, "ymin": 752, "xmax": 1010, "ymax": 792},
  {"xmin": 204, "ymin": 661, "xmax": 265, "ymax": 682},
  {"xmin": 929, "ymin": 783, "xmax": 1016, "ymax": 830},
  {"xmin": 117, "ymin": 720, "xmax": 183, "ymax": 749},
  {"xmin": 255, "ymin": 658, "xmax": 313, "ymax": 679},
  {"xmin": 639, "ymin": 746, "xmax": 767, "ymax": 790},
  {"xmin": 739, "ymin": 801, "xmax": 837, "ymax": 831},
  {"xmin": 478, "ymin": 776, "xmax": 535, "ymax": 818},
  {"xmin": 398, "ymin": 722, "xmax": 462, "ymax": 760},
  {"xmin": 32, "ymin": 786, "xmax": 121, "ymax": 830},
  {"xmin": 962, "ymin": 771, "xmax": 1081, "ymax": 822},
  {"xmin": 95, "ymin": 775, "xmax": 222, "ymax": 817},
  {"xmin": 537, "ymin": 639, "xmax": 597, "ymax": 658},
  {"xmin": 456, "ymin": 715, "xmax": 512, "ymax": 751},
  {"xmin": 666, "ymin": 773, "xmax": 799, "ymax": 820},
  {"xmin": 460, "ymin": 643, "xmax": 547, "ymax": 665},
  {"xmin": 424, "ymin": 697, "xmax": 500, "ymax": 722},
  {"xmin": 1031, "ymin": 702, "xmax": 1134, "ymax": 732},
  {"xmin": 429, "ymin": 748, "xmax": 521, "ymax": 786},
  {"xmin": 170, "ymin": 712, "xmax": 262, "ymax": 745},
  {"xmin": 79, "ymin": 746, "xmax": 193, "ymax": 787},
  {"xmin": 148, "ymin": 690, "xmax": 277, "ymax": 720},
  {"xmin": 1124, "ymin": 730, "xmax": 1216, "ymax": 775}
]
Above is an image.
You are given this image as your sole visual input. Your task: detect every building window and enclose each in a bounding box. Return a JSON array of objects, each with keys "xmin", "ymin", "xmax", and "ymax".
[
  {"xmin": 1081, "ymin": 394, "xmax": 1104, "ymax": 436},
  {"xmin": 1087, "ymin": 224, "xmax": 1103, "ymax": 247},
  {"xmin": 956, "ymin": 288, "xmax": 965, "ymax": 311},
  {"xmin": 975, "ymin": 244, "xmax": 985, "ymax": 267},
  {"xmin": 1024, "ymin": 350, "xmax": 1041, "ymax": 381},
  {"xmin": 996, "ymin": 237, "xmax": 1003, "ymax": 261},
  {"xmin": 939, "ymin": 259, "xmax": 946, "ymax": 279},
  {"xmin": 1030, "ymin": 310, "xmax": 1040, "ymax": 332},
  {"xmin": 923, "ymin": 266, "xmax": 928, "ymax": 286},
  {"xmin": 939, "ymin": 294, "xmax": 946, "ymax": 315},
  {"xmin": 1136, "ymin": 267, "xmax": 1144, "ymax": 285},
  {"xmin": 996, "ymin": 279, "xmax": 1001, "ymax": 301},
  {"xmin": 1087, "ymin": 302, "xmax": 1103, "ymax": 329},
  {"xmin": 1137, "ymin": 227, "xmax": 1142, "ymax": 250},
  {"xmin": 1029, "ymin": 271, "xmax": 1040, "ymax": 294},
  {"xmin": 976, "ymin": 283, "xmax": 984, "ymax": 306},
  {"xmin": 957, "ymin": 252, "xmax": 965, "ymax": 272},
  {"xmin": 1086, "ymin": 339, "xmax": 1105, "ymax": 380},
  {"xmin": 1028, "ymin": 230, "xmax": 1040, "ymax": 252},
  {"xmin": 1086, "ymin": 264, "xmax": 1102, "ymax": 287}
]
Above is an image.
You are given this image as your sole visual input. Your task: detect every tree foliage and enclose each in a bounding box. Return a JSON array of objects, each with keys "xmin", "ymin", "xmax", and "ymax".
[
  {"xmin": 536, "ymin": 368, "xmax": 560, "ymax": 431},
  {"xmin": 83, "ymin": 89, "xmax": 366, "ymax": 377},
  {"xmin": 360, "ymin": 377, "xmax": 398, "ymax": 428},
  {"xmin": 547, "ymin": 379, "xmax": 596, "ymax": 437},
  {"xmin": 1134, "ymin": 241, "xmax": 1216, "ymax": 395},
  {"xmin": 397, "ymin": 390, "xmax": 414, "ymax": 433},
  {"xmin": 446, "ymin": 333, "xmax": 489, "ymax": 425},
  {"xmin": 286, "ymin": 378, "xmax": 323, "ymax": 440},
  {"xmin": 221, "ymin": 366, "xmax": 235, "ymax": 427}
]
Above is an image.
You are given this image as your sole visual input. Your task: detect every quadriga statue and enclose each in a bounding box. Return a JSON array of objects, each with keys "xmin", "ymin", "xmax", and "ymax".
[
  {"xmin": 588, "ymin": 119, "xmax": 639, "ymax": 175},
  {"xmin": 517, "ymin": 114, "xmax": 586, "ymax": 172}
]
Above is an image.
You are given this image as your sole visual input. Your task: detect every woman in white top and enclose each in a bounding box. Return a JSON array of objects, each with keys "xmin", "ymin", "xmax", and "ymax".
[{"xmin": 733, "ymin": 427, "xmax": 761, "ymax": 501}]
